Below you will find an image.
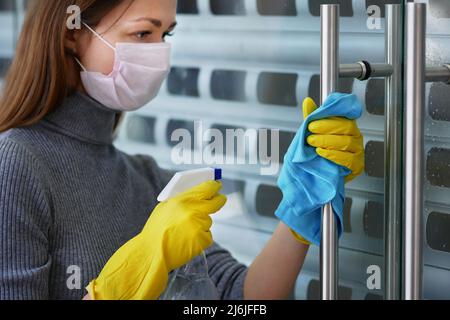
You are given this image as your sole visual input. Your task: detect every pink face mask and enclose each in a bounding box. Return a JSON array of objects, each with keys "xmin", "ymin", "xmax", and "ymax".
[{"xmin": 75, "ymin": 22, "xmax": 172, "ymax": 112}]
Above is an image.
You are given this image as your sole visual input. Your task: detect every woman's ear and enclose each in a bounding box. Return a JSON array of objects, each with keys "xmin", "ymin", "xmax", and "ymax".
[
  {"xmin": 64, "ymin": 29, "xmax": 78, "ymax": 55},
  {"xmin": 64, "ymin": 29, "xmax": 85, "ymax": 91},
  {"xmin": 65, "ymin": 27, "xmax": 88, "ymax": 56}
]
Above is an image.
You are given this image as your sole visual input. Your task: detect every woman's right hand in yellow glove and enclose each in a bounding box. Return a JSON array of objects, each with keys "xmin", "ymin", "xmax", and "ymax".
[{"xmin": 86, "ymin": 180, "xmax": 227, "ymax": 300}]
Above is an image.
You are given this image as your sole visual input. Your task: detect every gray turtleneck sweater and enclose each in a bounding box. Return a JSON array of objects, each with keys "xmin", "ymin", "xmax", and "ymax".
[{"xmin": 0, "ymin": 92, "xmax": 248, "ymax": 300}]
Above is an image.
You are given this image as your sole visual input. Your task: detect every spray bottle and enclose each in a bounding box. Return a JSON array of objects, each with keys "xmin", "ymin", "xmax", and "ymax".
[{"xmin": 158, "ymin": 167, "xmax": 222, "ymax": 300}]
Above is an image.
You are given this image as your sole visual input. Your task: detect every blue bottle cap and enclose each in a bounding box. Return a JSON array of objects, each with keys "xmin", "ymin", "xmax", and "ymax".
[{"xmin": 214, "ymin": 168, "xmax": 222, "ymax": 181}]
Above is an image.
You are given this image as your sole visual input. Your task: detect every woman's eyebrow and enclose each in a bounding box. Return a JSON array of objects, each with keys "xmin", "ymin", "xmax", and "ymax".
[{"xmin": 133, "ymin": 17, "xmax": 177, "ymax": 30}]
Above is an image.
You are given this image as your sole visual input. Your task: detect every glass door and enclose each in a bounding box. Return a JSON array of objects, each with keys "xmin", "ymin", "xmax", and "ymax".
[
  {"xmin": 419, "ymin": 0, "xmax": 450, "ymax": 300},
  {"xmin": 115, "ymin": 0, "xmax": 408, "ymax": 300}
]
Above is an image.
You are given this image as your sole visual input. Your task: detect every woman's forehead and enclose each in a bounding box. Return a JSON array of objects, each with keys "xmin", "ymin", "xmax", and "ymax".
[
  {"xmin": 95, "ymin": 0, "xmax": 177, "ymax": 34},
  {"xmin": 113, "ymin": 0, "xmax": 177, "ymax": 24}
]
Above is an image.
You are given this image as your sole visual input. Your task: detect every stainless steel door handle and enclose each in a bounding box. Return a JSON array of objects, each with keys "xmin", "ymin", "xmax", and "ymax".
[
  {"xmin": 403, "ymin": 2, "xmax": 450, "ymax": 301},
  {"xmin": 318, "ymin": 2, "xmax": 450, "ymax": 302},
  {"xmin": 319, "ymin": 3, "xmax": 404, "ymax": 301},
  {"xmin": 404, "ymin": 2, "xmax": 426, "ymax": 300},
  {"xmin": 320, "ymin": 4, "xmax": 339, "ymax": 301},
  {"xmin": 384, "ymin": 4, "xmax": 403, "ymax": 301}
]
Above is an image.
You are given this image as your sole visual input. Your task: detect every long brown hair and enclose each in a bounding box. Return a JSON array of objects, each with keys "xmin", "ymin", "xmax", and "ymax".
[{"xmin": 0, "ymin": 0, "xmax": 130, "ymax": 132}]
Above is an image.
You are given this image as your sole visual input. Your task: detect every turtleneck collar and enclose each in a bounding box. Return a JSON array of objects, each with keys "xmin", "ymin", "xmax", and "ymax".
[{"xmin": 42, "ymin": 91, "xmax": 120, "ymax": 145}]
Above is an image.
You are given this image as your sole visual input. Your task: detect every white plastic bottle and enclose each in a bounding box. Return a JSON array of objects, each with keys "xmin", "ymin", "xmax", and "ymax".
[
  {"xmin": 157, "ymin": 167, "xmax": 222, "ymax": 202},
  {"xmin": 158, "ymin": 167, "xmax": 222, "ymax": 300}
]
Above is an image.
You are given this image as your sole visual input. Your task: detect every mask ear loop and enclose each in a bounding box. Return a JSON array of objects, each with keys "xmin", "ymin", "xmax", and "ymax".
[
  {"xmin": 82, "ymin": 22, "xmax": 116, "ymax": 52},
  {"xmin": 73, "ymin": 22, "xmax": 117, "ymax": 72},
  {"xmin": 74, "ymin": 57, "xmax": 87, "ymax": 72}
]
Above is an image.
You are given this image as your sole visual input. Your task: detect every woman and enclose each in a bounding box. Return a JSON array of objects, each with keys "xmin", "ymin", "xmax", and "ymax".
[{"xmin": 0, "ymin": 0, "xmax": 364, "ymax": 300}]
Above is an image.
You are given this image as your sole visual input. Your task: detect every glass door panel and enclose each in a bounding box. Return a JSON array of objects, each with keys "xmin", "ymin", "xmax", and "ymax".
[
  {"xmin": 421, "ymin": 0, "xmax": 450, "ymax": 300},
  {"xmin": 115, "ymin": 0, "xmax": 405, "ymax": 300}
]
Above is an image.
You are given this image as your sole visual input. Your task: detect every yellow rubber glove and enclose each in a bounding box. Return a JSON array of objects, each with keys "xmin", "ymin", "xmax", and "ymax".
[
  {"xmin": 303, "ymin": 97, "xmax": 365, "ymax": 183},
  {"xmin": 86, "ymin": 180, "xmax": 227, "ymax": 300},
  {"xmin": 289, "ymin": 228, "xmax": 311, "ymax": 245},
  {"xmin": 289, "ymin": 97, "xmax": 365, "ymax": 245}
]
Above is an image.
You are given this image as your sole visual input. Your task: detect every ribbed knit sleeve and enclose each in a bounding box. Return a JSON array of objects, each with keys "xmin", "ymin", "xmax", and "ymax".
[
  {"xmin": 205, "ymin": 243, "xmax": 248, "ymax": 300},
  {"xmin": 0, "ymin": 139, "xmax": 52, "ymax": 300}
]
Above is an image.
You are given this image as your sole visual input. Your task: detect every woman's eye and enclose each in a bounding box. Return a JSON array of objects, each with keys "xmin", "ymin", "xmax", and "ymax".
[
  {"xmin": 135, "ymin": 31, "xmax": 152, "ymax": 39},
  {"xmin": 163, "ymin": 32, "xmax": 174, "ymax": 40}
]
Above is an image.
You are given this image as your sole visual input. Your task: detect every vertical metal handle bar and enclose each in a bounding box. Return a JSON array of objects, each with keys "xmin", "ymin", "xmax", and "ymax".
[
  {"xmin": 384, "ymin": 4, "xmax": 403, "ymax": 301},
  {"xmin": 320, "ymin": 4, "xmax": 339, "ymax": 301},
  {"xmin": 404, "ymin": 2, "xmax": 426, "ymax": 300}
]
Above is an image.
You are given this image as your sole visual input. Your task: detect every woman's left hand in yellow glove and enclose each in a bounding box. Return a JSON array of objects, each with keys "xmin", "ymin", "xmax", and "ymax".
[
  {"xmin": 289, "ymin": 97, "xmax": 365, "ymax": 245},
  {"xmin": 303, "ymin": 97, "xmax": 365, "ymax": 183}
]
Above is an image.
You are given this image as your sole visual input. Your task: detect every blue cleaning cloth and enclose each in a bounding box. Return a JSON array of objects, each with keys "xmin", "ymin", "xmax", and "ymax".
[{"xmin": 275, "ymin": 93, "xmax": 363, "ymax": 246}]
